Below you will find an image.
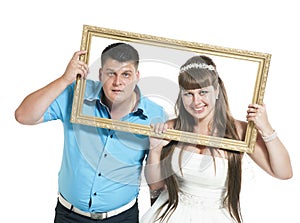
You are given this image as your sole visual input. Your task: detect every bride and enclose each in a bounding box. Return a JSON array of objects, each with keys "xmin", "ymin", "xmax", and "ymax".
[{"xmin": 140, "ymin": 55, "xmax": 292, "ymax": 223}]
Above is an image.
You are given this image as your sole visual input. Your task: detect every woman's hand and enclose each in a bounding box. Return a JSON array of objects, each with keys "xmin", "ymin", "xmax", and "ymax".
[
  {"xmin": 246, "ymin": 103, "xmax": 273, "ymax": 136},
  {"xmin": 150, "ymin": 122, "xmax": 172, "ymax": 151}
]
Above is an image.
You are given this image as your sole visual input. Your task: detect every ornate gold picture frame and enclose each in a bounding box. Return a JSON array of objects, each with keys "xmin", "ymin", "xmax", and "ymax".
[{"xmin": 71, "ymin": 25, "xmax": 271, "ymax": 153}]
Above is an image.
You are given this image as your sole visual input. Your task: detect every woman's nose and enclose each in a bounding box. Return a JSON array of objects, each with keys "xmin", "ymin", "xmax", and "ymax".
[{"xmin": 193, "ymin": 94, "xmax": 202, "ymax": 104}]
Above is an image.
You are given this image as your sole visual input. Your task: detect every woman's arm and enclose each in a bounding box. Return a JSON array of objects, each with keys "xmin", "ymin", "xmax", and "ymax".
[
  {"xmin": 245, "ymin": 104, "xmax": 292, "ymax": 179},
  {"xmin": 145, "ymin": 121, "xmax": 173, "ymax": 204}
]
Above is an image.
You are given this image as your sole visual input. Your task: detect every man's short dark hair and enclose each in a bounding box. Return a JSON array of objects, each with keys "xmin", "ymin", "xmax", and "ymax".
[{"xmin": 101, "ymin": 42, "xmax": 139, "ymax": 69}]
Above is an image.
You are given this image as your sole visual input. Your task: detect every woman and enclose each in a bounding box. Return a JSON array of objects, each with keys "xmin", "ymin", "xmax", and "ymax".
[{"xmin": 141, "ymin": 55, "xmax": 292, "ymax": 223}]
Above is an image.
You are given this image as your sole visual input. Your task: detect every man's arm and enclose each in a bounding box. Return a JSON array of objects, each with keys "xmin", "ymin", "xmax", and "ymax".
[{"xmin": 15, "ymin": 51, "xmax": 88, "ymax": 125}]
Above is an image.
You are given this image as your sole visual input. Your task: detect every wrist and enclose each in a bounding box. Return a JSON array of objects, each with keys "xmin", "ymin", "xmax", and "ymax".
[
  {"xmin": 59, "ymin": 75, "xmax": 74, "ymax": 87},
  {"xmin": 262, "ymin": 130, "xmax": 278, "ymax": 143},
  {"xmin": 259, "ymin": 124, "xmax": 273, "ymax": 137}
]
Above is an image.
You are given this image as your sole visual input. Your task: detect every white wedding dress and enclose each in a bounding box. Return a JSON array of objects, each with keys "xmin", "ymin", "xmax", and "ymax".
[{"xmin": 140, "ymin": 147, "xmax": 235, "ymax": 223}]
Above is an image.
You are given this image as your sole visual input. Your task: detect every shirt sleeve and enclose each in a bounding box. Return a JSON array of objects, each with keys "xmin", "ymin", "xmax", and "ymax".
[{"xmin": 43, "ymin": 83, "xmax": 75, "ymax": 123}]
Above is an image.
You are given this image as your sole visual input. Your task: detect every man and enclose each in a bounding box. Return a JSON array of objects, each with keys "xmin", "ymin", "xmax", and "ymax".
[{"xmin": 15, "ymin": 43, "xmax": 166, "ymax": 222}]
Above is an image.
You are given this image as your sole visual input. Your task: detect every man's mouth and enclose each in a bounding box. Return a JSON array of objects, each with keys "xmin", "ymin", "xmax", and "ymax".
[{"xmin": 112, "ymin": 89, "xmax": 123, "ymax": 93}]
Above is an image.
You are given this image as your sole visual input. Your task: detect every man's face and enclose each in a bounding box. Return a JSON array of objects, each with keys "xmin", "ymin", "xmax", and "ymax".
[{"xmin": 99, "ymin": 58, "xmax": 140, "ymax": 107}]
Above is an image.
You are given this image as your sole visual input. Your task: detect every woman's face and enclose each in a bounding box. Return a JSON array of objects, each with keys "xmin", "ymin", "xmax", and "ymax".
[{"xmin": 181, "ymin": 85, "xmax": 218, "ymax": 122}]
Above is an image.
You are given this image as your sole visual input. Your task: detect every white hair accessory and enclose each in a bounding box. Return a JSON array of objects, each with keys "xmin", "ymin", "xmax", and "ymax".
[{"xmin": 180, "ymin": 63, "xmax": 215, "ymax": 73}]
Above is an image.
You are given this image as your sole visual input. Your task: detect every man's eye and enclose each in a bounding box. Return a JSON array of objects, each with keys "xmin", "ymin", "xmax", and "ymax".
[{"xmin": 122, "ymin": 73, "xmax": 130, "ymax": 78}]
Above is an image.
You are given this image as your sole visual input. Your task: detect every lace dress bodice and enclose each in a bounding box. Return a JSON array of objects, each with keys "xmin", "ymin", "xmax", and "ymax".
[{"xmin": 140, "ymin": 147, "xmax": 235, "ymax": 223}]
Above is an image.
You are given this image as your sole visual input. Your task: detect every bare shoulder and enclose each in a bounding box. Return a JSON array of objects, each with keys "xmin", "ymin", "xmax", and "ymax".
[
  {"xmin": 234, "ymin": 119, "xmax": 248, "ymax": 140},
  {"xmin": 166, "ymin": 119, "xmax": 176, "ymax": 128}
]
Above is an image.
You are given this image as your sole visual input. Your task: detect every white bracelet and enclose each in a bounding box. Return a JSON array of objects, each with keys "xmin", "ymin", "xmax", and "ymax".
[{"xmin": 262, "ymin": 130, "xmax": 277, "ymax": 143}]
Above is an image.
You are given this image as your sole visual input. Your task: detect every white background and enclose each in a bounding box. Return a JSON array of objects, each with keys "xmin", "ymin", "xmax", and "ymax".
[{"xmin": 1, "ymin": 0, "xmax": 299, "ymax": 222}]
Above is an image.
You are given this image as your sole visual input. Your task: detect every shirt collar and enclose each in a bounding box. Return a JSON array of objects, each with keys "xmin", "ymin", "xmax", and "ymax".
[
  {"xmin": 83, "ymin": 80, "xmax": 148, "ymax": 119},
  {"xmin": 84, "ymin": 80, "xmax": 102, "ymax": 101}
]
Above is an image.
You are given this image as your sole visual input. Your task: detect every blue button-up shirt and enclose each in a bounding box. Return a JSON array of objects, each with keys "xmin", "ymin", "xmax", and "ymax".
[{"xmin": 44, "ymin": 80, "xmax": 166, "ymax": 212}]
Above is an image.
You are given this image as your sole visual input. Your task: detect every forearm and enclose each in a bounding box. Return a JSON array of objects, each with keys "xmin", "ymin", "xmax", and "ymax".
[
  {"xmin": 15, "ymin": 50, "xmax": 88, "ymax": 125},
  {"xmin": 15, "ymin": 76, "xmax": 70, "ymax": 125},
  {"xmin": 264, "ymin": 135, "xmax": 293, "ymax": 179},
  {"xmin": 146, "ymin": 124, "xmax": 173, "ymax": 204},
  {"xmin": 259, "ymin": 123, "xmax": 293, "ymax": 179},
  {"xmin": 145, "ymin": 150, "xmax": 166, "ymax": 205},
  {"xmin": 251, "ymin": 129, "xmax": 293, "ymax": 180},
  {"xmin": 144, "ymin": 151, "xmax": 165, "ymax": 190},
  {"xmin": 247, "ymin": 104, "xmax": 293, "ymax": 179}
]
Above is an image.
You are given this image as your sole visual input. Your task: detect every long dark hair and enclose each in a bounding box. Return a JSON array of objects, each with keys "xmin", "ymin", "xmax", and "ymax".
[{"xmin": 157, "ymin": 55, "xmax": 243, "ymax": 223}]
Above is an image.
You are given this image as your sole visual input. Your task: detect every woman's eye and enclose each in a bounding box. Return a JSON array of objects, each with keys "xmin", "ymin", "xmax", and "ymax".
[
  {"xmin": 199, "ymin": 90, "xmax": 208, "ymax": 95},
  {"xmin": 183, "ymin": 92, "xmax": 193, "ymax": 96}
]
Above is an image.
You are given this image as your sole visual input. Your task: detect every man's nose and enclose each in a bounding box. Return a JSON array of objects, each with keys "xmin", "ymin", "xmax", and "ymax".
[{"xmin": 113, "ymin": 75, "xmax": 121, "ymax": 85}]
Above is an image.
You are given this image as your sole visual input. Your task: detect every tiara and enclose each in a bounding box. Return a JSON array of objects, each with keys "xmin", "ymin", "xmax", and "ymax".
[{"xmin": 180, "ymin": 63, "xmax": 215, "ymax": 73}]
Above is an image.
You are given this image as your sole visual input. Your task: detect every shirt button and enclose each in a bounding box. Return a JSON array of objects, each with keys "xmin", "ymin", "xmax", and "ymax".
[
  {"xmin": 98, "ymin": 173, "xmax": 101, "ymax": 176},
  {"xmin": 94, "ymin": 192, "xmax": 97, "ymax": 196},
  {"xmin": 104, "ymin": 154, "xmax": 107, "ymax": 158},
  {"xmin": 110, "ymin": 135, "xmax": 113, "ymax": 138}
]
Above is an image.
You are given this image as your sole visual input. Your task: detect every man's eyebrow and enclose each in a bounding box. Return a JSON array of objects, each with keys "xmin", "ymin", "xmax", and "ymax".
[
  {"xmin": 103, "ymin": 68, "xmax": 134, "ymax": 74},
  {"xmin": 104, "ymin": 68, "xmax": 115, "ymax": 71},
  {"xmin": 122, "ymin": 69, "xmax": 133, "ymax": 73}
]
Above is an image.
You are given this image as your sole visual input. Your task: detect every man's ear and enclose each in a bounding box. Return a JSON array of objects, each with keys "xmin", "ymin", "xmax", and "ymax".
[
  {"xmin": 136, "ymin": 70, "xmax": 140, "ymax": 80},
  {"xmin": 99, "ymin": 68, "xmax": 102, "ymax": 81}
]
